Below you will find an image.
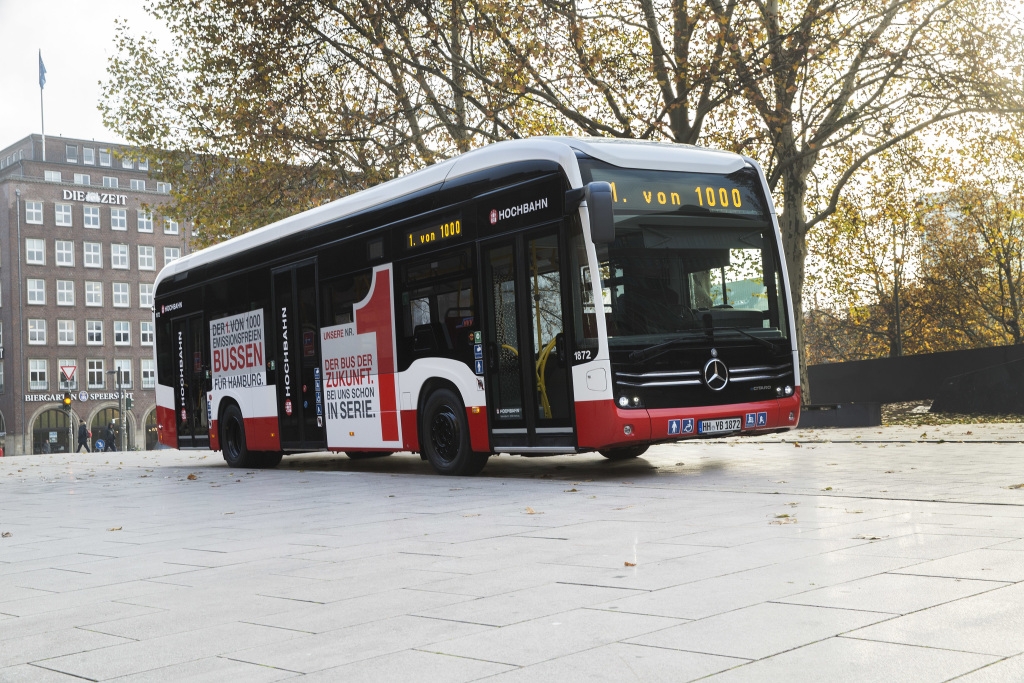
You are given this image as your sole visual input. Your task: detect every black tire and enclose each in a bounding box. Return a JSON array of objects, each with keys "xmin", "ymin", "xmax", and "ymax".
[
  {"xmin": 221, "ymin": 404, "xmax": 257, "ymax": 468},
  {"xmin": 421, "ymin": 388, "xmax": 489, "ymax": 476},
  {"xmin": 345, "ymin": 451, "xmax": 391, "ymax": 459},
  {"xmin": 599, "ymin": 444, "xmax": 649, "ymax": 460},
  {"xmin": 256, "ymin": 452, "xmax": 283, "ymax": 468}
]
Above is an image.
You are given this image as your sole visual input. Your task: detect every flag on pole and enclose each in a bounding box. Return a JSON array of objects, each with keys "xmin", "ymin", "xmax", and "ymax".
[{"xmin": 38, "ymin": 50, "xmax": 46, "ymax": 89}]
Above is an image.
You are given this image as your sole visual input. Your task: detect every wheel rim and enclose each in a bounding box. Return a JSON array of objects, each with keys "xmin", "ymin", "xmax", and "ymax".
[{"xmin": 430, "ymin": 405, "xmax": 460, "ymax": 463}]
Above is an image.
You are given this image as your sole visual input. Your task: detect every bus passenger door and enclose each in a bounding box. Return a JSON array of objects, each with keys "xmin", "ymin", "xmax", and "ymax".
[
  {"xmin": 272, "ymin": 261, "xmax": 327, "ymax": 450},
  {"xmin": 482, "ymin": 226, "xmax": 574, "ymax": 451},
  {"xmin": 172, "ymin": 313, "xmax": 210, "ymax": 449}
]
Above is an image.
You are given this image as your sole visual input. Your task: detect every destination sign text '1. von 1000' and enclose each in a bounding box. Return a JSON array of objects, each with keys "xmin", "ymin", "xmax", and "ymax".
[{"xmin": 406, "ymin": 214, "xmax": 463, "ymax": 250}]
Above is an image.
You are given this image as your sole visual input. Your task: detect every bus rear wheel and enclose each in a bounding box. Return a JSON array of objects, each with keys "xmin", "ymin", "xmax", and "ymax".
[
  {"xmin": 599, "ymin": 444, "xmax": 649, "ymax": 460},
  {"xmin": 221, "ymin": 404, "xmax": 257, "ymax": 468},
  {"xmin": 421, "ymin": 388, "xmax": 488, "ymax": 476}
]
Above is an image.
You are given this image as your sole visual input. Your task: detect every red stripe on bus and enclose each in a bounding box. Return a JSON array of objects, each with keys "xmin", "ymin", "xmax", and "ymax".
[
  {"xmin": 157, "ymin": 405, "xmax": 178, "ymax": 448},
  {"xmin": 401, "ymin": 409, "xmax": 419, "ymax": 451},
  {"xmin": 356, "ymin": 267, "xmax": 399, "ymax": 442},
  {"xmin": 576, "ymin": 390, "xmax": 802, "ymax": 448},
  {"xmin": 245, "ymin": 416, "xmax": 282, "ymax": 451},
  {"xmin": 467, "ymin": 407, "xmax": 490, "ymax": 452}
]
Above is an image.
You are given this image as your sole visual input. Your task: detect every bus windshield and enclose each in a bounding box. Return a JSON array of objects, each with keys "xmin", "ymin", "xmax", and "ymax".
[{"xmin": 579, "ymin": 160, "xmax": 788, "ymax": 348}]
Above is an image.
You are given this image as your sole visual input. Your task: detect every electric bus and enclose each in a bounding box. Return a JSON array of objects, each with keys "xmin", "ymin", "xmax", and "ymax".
[{"xmin": 153, "ymin": 137, "xmax": 800, "ymax": 475}]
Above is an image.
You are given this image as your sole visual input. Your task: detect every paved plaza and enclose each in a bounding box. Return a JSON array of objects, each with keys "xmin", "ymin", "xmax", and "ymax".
[{"xmin": 1, "ymin": 424, "xmax": 1023, "ymax": 682}]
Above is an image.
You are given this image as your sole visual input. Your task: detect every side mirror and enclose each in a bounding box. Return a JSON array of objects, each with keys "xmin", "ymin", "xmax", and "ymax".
[{"xmin": 565, "ymin": 182, "xmax": 615, "ymax": 244}]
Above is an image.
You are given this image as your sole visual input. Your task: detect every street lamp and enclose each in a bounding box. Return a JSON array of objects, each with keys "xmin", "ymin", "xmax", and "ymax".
[{"xmin": 106, "ymin": 368, "xmax": 126, "ymax": 451}]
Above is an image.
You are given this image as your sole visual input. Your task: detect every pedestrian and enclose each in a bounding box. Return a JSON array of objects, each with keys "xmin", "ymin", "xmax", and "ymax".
[
  {"xmin": 77, "ymin": 422, "xmax": 91, "ymax": 453},
  {"xmin": 41, "ymin": 439, "xmax": 51, "ymax": 454},
  {"xmin": 104, "ymin": 422, "xmax": 116, "ymax": 452}
]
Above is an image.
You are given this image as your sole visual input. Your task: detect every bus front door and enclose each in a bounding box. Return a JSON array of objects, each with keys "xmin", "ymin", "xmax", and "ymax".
[
  {"xmin": 482, "ymin": 227, "xmax": 574, "ymax": 452},
  {"xmin": 171, "ymin": 313, "xmax": 210, "ymax": 449},
  {"xmin": 272, "ymin": 261, "xmax": 327, "ymax": 451}
]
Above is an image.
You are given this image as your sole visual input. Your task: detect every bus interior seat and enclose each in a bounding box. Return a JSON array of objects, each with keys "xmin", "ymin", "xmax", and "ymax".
[{"xmin": 413, "ymin": 322, "xmax": 452, "ymax": 354}]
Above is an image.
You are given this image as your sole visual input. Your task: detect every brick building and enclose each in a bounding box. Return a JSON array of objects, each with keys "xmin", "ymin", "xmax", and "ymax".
[{"xmin": 0, "ymin": 134, "xmax": 190, "ymax": 455}]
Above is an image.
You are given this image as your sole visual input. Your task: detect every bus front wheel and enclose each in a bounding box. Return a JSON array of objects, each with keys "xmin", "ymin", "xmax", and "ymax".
[
  {"xmin": 421, "ymin": 388, "xmax": 488, "ymax": 476},
  {"xmin": 221, "ymin": 404, "xmax": 257, "ymax": 468},
  {"xmin": 599, "ymin": 444, "xmax": 649, "ymax": 460}
]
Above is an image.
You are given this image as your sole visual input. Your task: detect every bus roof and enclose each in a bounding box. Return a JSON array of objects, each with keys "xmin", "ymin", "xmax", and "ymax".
[{"xmin": 154, "ymin": 137, "xmax": 749, "ymax": 290}]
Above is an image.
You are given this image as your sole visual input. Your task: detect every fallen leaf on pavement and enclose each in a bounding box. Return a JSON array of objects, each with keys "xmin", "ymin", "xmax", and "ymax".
[
  {"xmin": 564, "ymin": 488, "xmax": 578, "ymax": 493},
  {"xmin": 525, "ymin": 507, "xmax": 542, "ymax": 514},
  {"xmin": 822, "ymin": 486, "xmax": 833, "ymax": 491},
  {"xmin": 1009, "ymin": 483, "xmax": 1024, "ymax": 489},
  {"xmin": 624, "ymin": 561, "xmax": 636, "ymax": 567},
  {"xmin": 793, "ymin": 442, "xmax": 802, "ymax": 448},
  {"xmin": 108, "ymin": 526, "xmax": 122, "ymax": 531},
  {"xmin": 187, "ymin": 473, "xmax": 197, "ymax": 480},
  {"xmin": 855, "ymin": 534, "xmax": 885, "ymax": 540},
  {"xmin": 1, "ymin": 532, "xmax": 11, "ymax": 538}
]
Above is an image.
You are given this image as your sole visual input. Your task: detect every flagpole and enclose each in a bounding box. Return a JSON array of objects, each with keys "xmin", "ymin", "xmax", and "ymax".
[{"xmin": 39, "ymin": 49, "xmax": 46, "ymax": 161}]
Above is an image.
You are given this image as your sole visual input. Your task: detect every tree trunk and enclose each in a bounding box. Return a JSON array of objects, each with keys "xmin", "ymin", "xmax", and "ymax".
[{"xmin": 778, "ymin": 170, "xmax": 811, "ymax": 405}]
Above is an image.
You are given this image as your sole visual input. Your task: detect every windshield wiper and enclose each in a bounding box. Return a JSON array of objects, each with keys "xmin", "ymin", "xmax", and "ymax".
[
  {"xmin": 627, "ymin": 338, "xmax": 695, "ymax": 363},
  {"xmin": 701, "ymin": 315, "xmax": 781, "ymax": 352}
]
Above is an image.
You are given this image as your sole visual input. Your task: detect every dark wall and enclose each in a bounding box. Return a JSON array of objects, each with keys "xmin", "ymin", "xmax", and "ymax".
[{"xmin": 808, "ymin": 344, "xmax": 1024, "ymax": 413}]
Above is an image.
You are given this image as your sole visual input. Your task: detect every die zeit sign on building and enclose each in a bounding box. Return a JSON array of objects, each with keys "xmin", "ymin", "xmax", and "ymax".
[
  {"xmin": 209, "ymin": 310, "xmax": 266, "ymax": 390},
  {"xmin": 320, "ymin": 324, "xmax": 381, "ymax": 447},
  {"xmin": 61, "ymin": 189, "xmax": 128, "ymax": 205}
]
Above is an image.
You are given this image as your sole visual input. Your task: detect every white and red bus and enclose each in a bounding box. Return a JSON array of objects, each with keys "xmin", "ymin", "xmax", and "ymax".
[{"xmin": 153, "ymin": 138, "xmax": 801, "ymax": 474}]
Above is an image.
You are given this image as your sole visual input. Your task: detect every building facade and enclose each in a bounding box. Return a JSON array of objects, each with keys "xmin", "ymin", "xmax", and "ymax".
[{"xmin": 0, "ymin": 134, "xmax": 189, "ymax": 455}]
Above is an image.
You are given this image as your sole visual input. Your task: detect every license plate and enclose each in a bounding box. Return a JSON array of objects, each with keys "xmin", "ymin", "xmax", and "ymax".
[{"xmin": 698, "ymin": 418, "xmax": 742, "ymax": 434}]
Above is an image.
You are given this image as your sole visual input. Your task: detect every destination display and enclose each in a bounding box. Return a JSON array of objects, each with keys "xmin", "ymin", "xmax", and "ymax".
[
  {"xmin": 405, "ymin": 213, "xmax": 463, "ymax": 250},
  {"xmin": 584, "ymin": 166, "xmax": 769, "ymax": 219}
]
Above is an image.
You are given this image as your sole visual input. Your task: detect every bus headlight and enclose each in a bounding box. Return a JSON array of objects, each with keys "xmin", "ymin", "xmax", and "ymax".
[{"xmin": 618, "ymin": 395, "xmax": 630, "ymax": 408}]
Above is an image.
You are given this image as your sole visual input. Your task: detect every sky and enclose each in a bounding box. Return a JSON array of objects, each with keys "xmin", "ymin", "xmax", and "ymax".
[{"xmin": 0, "ymin": 0, "xmax": 168, "ymax": 147}]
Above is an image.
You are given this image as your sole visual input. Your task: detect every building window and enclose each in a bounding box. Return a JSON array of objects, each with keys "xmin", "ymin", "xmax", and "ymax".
[
  {"xmin": 55, "ymin": 203, "xmax": 72, "ymax": 226},
  {"xmin": 84, "ymin": 205, "xmax": 100, "ymax": 228},
  {"xmin": 99, "ymin": 149, "xmax": 111, "ymax": 167},
  {"xmin": 164, "ymin": 247, "xmax": 180, "ymax": 266},
  {"xmin": 28, "ymin": 319, "xmax": 46, "ymax": 345},
  {"xmin": 66, "ymin": 145, "xmax": 78, "ymax": 163},
  {"xmin": 112, "ymin": 282, "xmax": 129, "ymax": 307},
  {"xmin": 45, "ymin": 170, "xmax": 61, "ymax": 182},
  {"xmin": 74, "ymin": 173, "xmax": 90, "ymax": 185},
  {"xmin": 139, "ymin": 283, "xmax": 154, "ymax": 307},
  {"xmin": 137, "ymin": 210, "xmax": 153, "ymax": 232},
  {"xmin": 138, "ymin": 158, "xmax": 149, "ymax": 171},
  {"xmin": 83, "ymin": 147, "xmax": 95, "ymax": 165},
  {"xmin": 57, "ymin": 319, "xmax": 75, "ymax": 345},
  {"xmin": 26, "ymin": 238, "xmax": 45, "ymax": 265},
  {"xmin": 138, "ymin": 245, "xmax": 155, "ymax": 270},
  {"xmin": 141, "ymin": 358, "xmax": 155, "ymax": 388},
  {"xmin": 86, "ymin": 320, "xmax": 103, "ymax": 345},
  {"xmin": 58, "ymin": 359, "xmax": 78, "ymax": 390},
  {"xmin": 29, "ymin": 359, "xmax": 48, "ymax": 391},
  {"xmin": 122, "ymin": 156, "xmax": 134, "ymax": 169},
  {"xmin": 57, "ymin": 280, "xmax": 74, "ymax": 306},
  {"xmin": 156, "ymin": 182, "xmax": 171, "ymax": 194},
  {"xmin": 164, "ymin": 219, "xmax": 179, "ymax": 235},
  {"xmin": 114, "ymin": 359, "xmax": 132, "ymax": 387},
  {"xmin": 85, "ymin": 281, "xmax": 103, "ymax": 306},
  {"xmin": 111, "ymin": 208, "xmax": 127, "ymax": 230},
  {"xmin": 114, "ymin": 321, "xmax": 130, "ymax": 345},
  {"xmin": 140, "ymin": 321, "xmax": 154, "ymax": 345},
  {"xmin": 111, "ymin": 244, "xmax": 129, "ymax": 269},
  {"xmin": 88, "ymin": 359, "xmax": 104, "ymax": 388},
  {"xmin": 27, "ymin": 278, "xmax": 45, "ymax": 304},
  {"xmin": 83, "ymin": 242, "xmax": 102, "ymax": 268},
  {"xmin": 55, "ymin": 240, "xmax": 74, "ymax": 267},
  {"xmin": 103, "ymin": 176, "xmax": 119, "ymax": 189},
  {"xmin": 25, "ymin": 201, "xmax": 43, "ymax": 224},
  {"xmin": 130, "ymin": 178, "xmax": 145, "ymax": 191}
]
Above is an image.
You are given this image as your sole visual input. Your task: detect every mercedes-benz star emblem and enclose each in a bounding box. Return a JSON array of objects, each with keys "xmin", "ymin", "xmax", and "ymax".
[{"xmin": 703, "ymin": 358, "xmax": 729, "ymax": 391}]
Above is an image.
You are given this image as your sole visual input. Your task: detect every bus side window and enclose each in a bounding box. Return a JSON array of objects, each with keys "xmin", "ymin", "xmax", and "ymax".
[{"xmin": 321, "ymin": 272, "xmax": 371, "ymax": 325}]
